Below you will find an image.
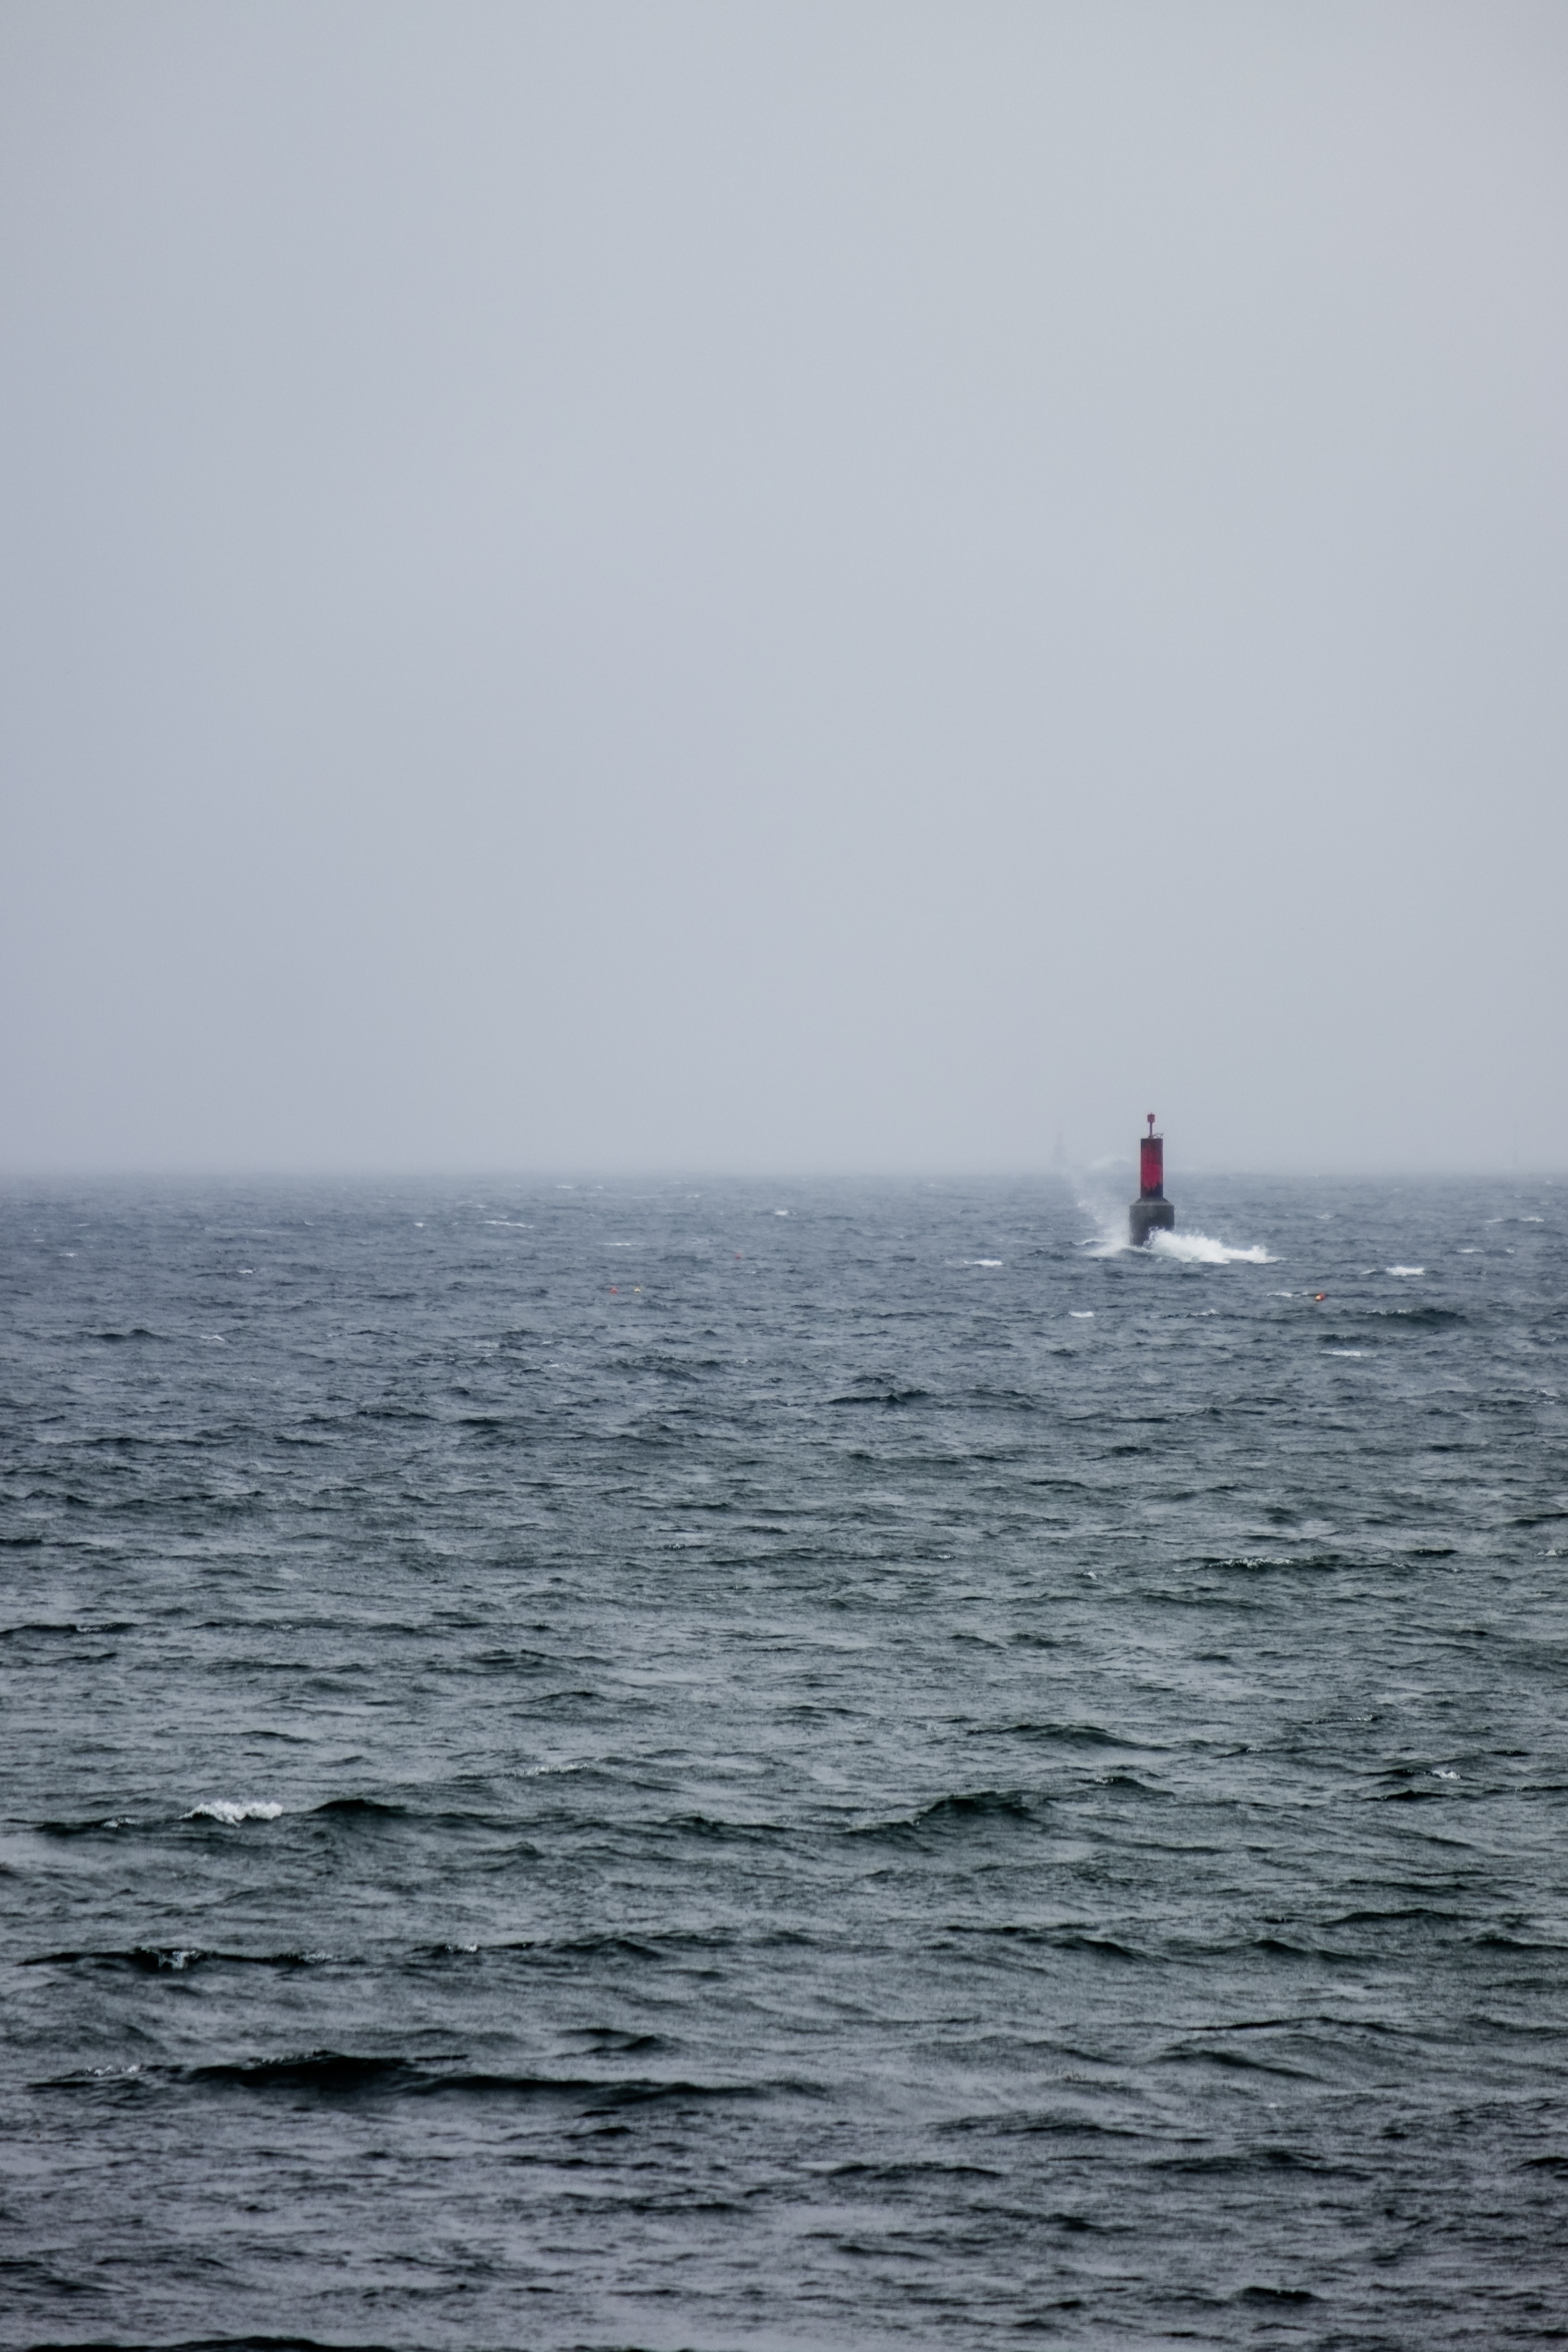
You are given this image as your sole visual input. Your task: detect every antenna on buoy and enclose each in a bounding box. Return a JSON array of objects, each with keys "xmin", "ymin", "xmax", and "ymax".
[{"xmin": 1129, "ymin": 1115, "xmax": 1176, "ymax": 1247}]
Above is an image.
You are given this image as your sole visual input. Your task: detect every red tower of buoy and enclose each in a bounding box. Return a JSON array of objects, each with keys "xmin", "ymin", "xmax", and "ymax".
[{"xmin": 1129, "ymin": 1114, "xmax": 1176, "ymax": 1247}]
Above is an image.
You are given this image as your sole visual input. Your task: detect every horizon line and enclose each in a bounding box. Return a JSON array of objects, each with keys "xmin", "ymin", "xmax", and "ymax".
[{"xmin": 0, "ymin": 1164, "xmax": 1561, "ymax": 1186}]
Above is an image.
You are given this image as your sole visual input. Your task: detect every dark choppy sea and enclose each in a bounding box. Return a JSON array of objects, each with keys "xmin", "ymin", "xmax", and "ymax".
[{"xmin": 3, "ymin": 1174, "xmax": 1567, "ymax": 2352}]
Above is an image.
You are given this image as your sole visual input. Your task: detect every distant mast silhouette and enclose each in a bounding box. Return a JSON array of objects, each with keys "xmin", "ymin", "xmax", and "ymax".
[{"xmin": 1129, "ymin": 1114, "xmax": 1176, "ymax": 1247}]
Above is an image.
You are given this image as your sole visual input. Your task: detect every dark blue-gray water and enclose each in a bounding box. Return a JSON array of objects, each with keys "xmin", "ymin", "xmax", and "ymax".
[{"xmin": 3, "ymin": 1174, "xmax": 1567, "ymax": 2352}]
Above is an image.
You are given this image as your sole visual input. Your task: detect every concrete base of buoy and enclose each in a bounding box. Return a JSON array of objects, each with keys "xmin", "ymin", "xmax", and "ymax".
[{"xmin": 1129, "ymin": 1197, "xmax": 1175, "ymax": 1248}]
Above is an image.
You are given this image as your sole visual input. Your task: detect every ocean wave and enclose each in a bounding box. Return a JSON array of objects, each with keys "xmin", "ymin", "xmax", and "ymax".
[
  {"xmin": 853, "ymin": 1788, "xmax": 1041, "ymax": 1840},
  {"xmin": 1369, "ymin": 1304, "xmax": 1462, "ymax": 1324},
  {"xmin": 24, "ymin": 1945, "xmax": 319, "ymax": 1972},
  {"xmin": 1092, "ymin": 1771, "xmax": 1170, "ymax": 1800},
  {"xmin": 826, "ymin": 1386, "xmax": 932, "ymax": 1408},
  {"xmin": 1162, "ymin": 2043, "xmax": 1319, "ymax": 2080},
  {"xmin": 1078, "ymin": 1204, "xmax": 1275, "ymax": 1263},
  {"xmin": 946, "ymin": 1923, "xmax": 1148, "ymax": 1961},
  {"xmin": 41, "ymin": 2048, "xmax": 817, "ymax": 2108},
  {"xmin": 1147, "ymin": 1230, "xmax": 1277, "ymax": 1265},
  {"xmin": 185, "ymin": 1801, "xmax": 283, "ymax": 1825},
  {"xmin": 25, "ymin": 1944, "xmax": 209, "ymax": 1972},
  {"xmin": 309, "ymin": 1795, "xmax": 406, "ymax": 1818},
  {"xmin": 967, "ymin": 1720, "xmax": 1152, "ymax": 1750},
  {"xmin": 659, "ymin": 1811, "xmax": 787, "ymax": 1846},
  {"xmin": 39, "ymin": 1814, "xmax": 140, "ymax": 1837}
]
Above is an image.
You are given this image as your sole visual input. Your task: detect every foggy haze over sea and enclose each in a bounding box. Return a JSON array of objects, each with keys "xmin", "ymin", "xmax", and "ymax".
[{"xmin": 3, "ymin": 2, "xmax": 1566, "ymax": 1178}]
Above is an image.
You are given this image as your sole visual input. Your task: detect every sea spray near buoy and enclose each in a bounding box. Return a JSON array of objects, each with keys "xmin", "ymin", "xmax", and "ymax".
[{"xmin": 1147, "ymin": 1230, "xmax": 1276, "ymax": 1265}]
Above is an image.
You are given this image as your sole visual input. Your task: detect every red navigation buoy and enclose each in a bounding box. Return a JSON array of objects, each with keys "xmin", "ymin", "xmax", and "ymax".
[{"xmin": 1129, "ymin": 1115, "xmax": 1177, "ymax": 1248}]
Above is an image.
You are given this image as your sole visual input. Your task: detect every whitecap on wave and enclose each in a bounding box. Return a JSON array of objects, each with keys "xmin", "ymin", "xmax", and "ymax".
[
  {"xmin": 185, "ymin": 1800, "xmax": 283, "ymax": 1825},
  {"xmin": 1147, "ymin": 1231, "xmax": 1277, "ymax": 1266}
]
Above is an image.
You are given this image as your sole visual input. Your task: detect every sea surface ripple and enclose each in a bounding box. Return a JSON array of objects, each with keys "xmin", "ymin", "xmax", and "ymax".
[{"xmin": 2, "ymin": 1174, "xmax": 1567, "ymax": 2350}]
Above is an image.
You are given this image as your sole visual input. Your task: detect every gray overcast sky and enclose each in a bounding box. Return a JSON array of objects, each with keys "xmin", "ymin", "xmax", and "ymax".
[{"xmin": 2, "ymin": 0, "xmax": 1565, "ymax": 1175}]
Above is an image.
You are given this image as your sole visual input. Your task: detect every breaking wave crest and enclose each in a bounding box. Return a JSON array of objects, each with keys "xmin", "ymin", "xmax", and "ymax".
[
  {"xmin": 1078, "ymin": 1194, "xmax": 1275, "ymax": 1264},
  {"xmin": 185, "ymin": 1801, "xmax": 283, "ymax": 1825},
  {"xmin": 1147, "ymin": 1230, "xmax": 1277, "ymax": 1266}
]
